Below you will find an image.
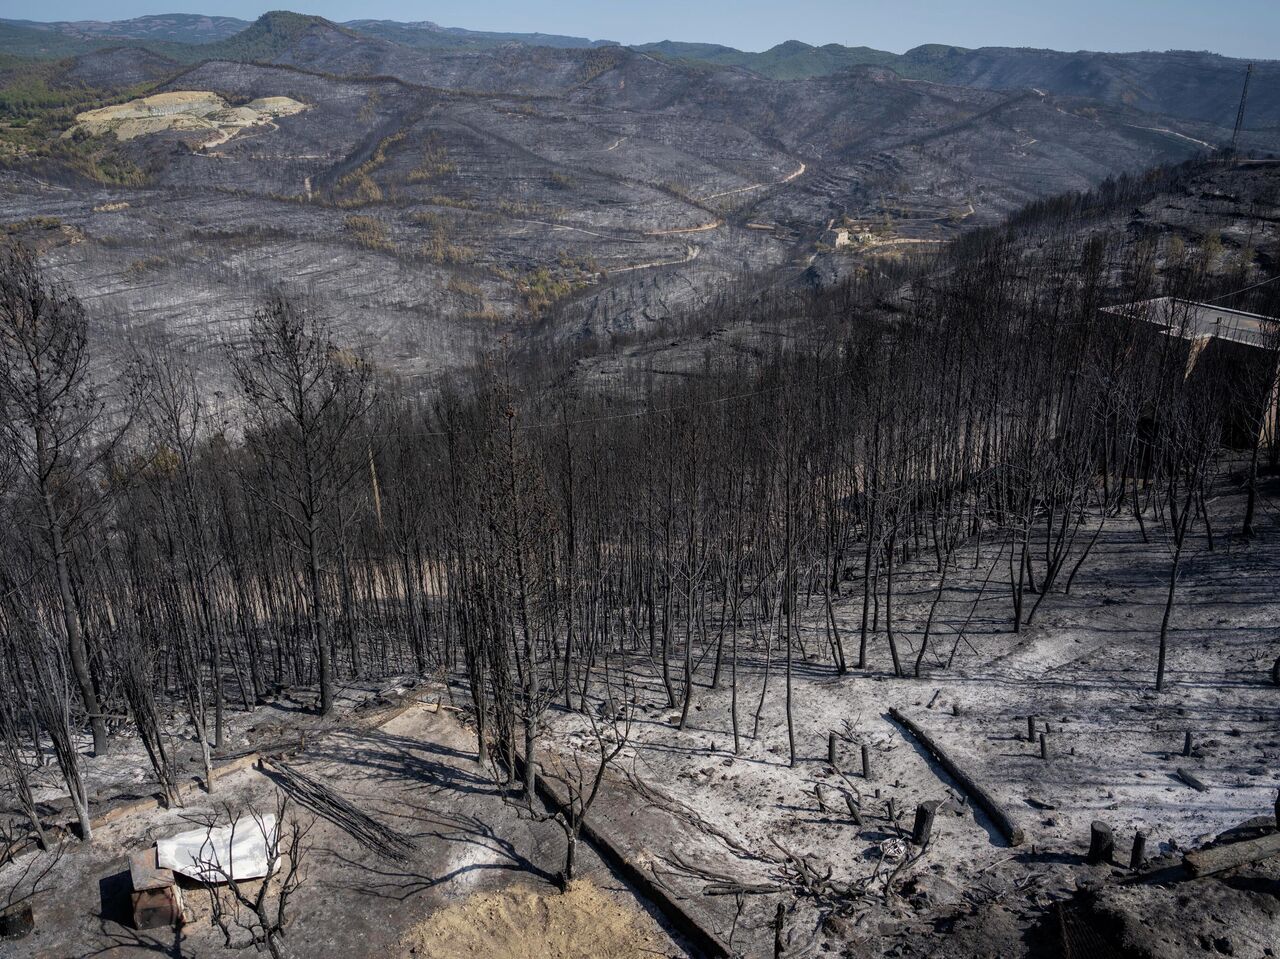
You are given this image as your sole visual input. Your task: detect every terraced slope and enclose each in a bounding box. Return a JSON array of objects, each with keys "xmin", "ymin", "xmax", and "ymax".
[{"xmin": 1, "ymin": 15, "xmax": 1275, "ymax": 390}]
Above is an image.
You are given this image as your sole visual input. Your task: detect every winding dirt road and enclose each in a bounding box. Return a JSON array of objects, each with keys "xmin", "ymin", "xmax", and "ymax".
[{"xmin": 697, "ymin": 160, "xmax": 807, "ymax": 203}]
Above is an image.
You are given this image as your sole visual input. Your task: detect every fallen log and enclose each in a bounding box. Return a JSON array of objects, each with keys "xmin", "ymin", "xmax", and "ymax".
[
  {"xmin": 1175, "ymin": 767, "xmax": 1209, "ymax": 793},
  {"xmin": 91, "ymin": 751, "xmax": 273, "ymax": 831},
  {"xmin": 1184, "ymin": 831, "xmax": 1280, "ymax": 877},
  {"xmin": 888, "ymin": 707, "xmax": 1025, "ymax": 847},
  {"xmin": 703, "ymin": 883, "xmax": 785, "ymax": 896},
  {"xmin": 511, "ymin": 751, "xmax": 734, "ymax": 959}
]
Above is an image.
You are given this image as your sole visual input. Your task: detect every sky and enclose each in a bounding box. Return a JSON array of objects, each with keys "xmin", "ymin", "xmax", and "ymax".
[{"xmin": 14, "ymin": 0, "xmax": 1280, "ymax": 59}]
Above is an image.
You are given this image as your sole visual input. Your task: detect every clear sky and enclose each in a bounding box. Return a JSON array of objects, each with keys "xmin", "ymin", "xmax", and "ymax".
[{"xmin": 16, "ymin": 0, "xmax": 1280, "ymax": 59}]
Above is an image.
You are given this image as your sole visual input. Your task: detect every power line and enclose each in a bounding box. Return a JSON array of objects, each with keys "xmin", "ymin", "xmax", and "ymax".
[{"xmin": 1204, "ymin": 271, "xmax": 1280, "ymax": 304}]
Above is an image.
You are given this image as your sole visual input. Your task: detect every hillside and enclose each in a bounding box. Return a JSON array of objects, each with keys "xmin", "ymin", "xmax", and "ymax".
[
  {"xmin": 0, "ymin": 12, "xmax": 1276, "ymax": 390},
  {"xmin": 2, "ymin": 131, "xmax": 1279, "ymax": 959},
  {"xmin": 0, "ymin": 19, "xmax": 108, "ymax": 57},
  {"xmin": 901, "ymin": 45, "xmax": 1280, "ymax": 128},
  {"xmin": 2, "ymin": 12, "xmax": 1280, "ymax": 959},
  {"xmin": 642, "ymin": 39, "xmax": 1278, "ymax": 130}
]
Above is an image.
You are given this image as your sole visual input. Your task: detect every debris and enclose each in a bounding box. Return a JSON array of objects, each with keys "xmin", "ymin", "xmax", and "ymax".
[
  {"xmin": 880, "ymin": 838, "xmax": 908, "ymax": 863},
  {"xmin": 129, "ymin": 846, "xmax": 175, "ymax": 892},
  {"xmin": 157, "ymin": 814, "xmax": 278, "ymax": 882},
  {"xmin": 128, "ymin": 845, "xmax": 186, "ymax": 930},
  {"xmin": 265, "ymin": 760, "xmax": 415, "ymax": 862}
]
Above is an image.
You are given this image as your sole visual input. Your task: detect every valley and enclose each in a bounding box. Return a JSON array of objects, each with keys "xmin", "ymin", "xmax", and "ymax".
[{"xmin": 3, "ymin": 12, "xmax": 1275, "ymax": 389}]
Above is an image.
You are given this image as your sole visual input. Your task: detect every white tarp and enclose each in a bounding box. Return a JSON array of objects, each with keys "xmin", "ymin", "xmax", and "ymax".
[{"xmin": 156, "ymin": 814, "xmax": 278, "ymax": 883}]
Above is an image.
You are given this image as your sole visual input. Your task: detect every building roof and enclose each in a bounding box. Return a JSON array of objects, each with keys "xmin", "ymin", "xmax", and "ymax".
[{"xmin": 1101, "ymin": 296, "xmax": 1276, "ymax": 349}]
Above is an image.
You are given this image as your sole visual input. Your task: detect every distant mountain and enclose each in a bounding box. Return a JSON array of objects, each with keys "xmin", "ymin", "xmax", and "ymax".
[
  {"xmin": 168, "ymin": 10, "xmax": 355, "ymax": 63},
  {"xmin": 2, "ymin": 14, "xmax": 249, "ymax": 47},
  {"xmin": 1, "ymin": 11, "xmax": 1275, "ymax": 129},
  {"xmin": 344, "ymin": 19, "xmax": 617, "ymax": 51},
  {"xmin": 0, "ymin": 18, "xmax": 108, "ymax": 57},
  {"xmin": 639, "ymin": 39, "xmax": 1277, "ymax": 128},
  {"xmin": 896, "ymin": 45, "xmax": 1276, "ymax": 128},
  {"xmin": 636, "ymin": 39, "xmax": 905, "ymax": 80},
  {"xmin": 1, "ymin": 12, "xmax": 616, "ymax": 61}
]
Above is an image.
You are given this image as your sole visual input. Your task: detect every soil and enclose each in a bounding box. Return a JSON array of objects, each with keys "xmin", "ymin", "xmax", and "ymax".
[{"xmin": 71, "ymin": 91, "xmax": 307, "ymax": 146}]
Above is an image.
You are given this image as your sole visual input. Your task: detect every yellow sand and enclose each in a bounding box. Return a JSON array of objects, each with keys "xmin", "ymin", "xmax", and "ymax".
[{"xmin": 400, "ymin": 879, "xmax": 670, "ymax": 959}]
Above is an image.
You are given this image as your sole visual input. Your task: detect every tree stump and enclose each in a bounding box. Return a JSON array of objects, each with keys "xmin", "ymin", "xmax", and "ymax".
[
  {"xmin": 1039, "ymin": 732, "xmax": 1049, "ymax": 761},
  {"xmin": 861, "ymin": 744, "xmax": 872, "ymax": 781},
  {"xmin": 844, "ymin": 794, "xmax": 863, "ymax": 826},
  {"xmin": 1027, "ymin": 715, "xmax": 1037, "ymax": 742},
  {"xmin": 1182, "ymin": 731, "xmax": 1193, "ymax": 757},
  {"xmin": 773, "ymin": 901, "xmax": 786, "ymax": 959},
  {"xmin": 911, "ymin": 801, "xmax": 939, "ymax": 847},
  {"xmin": 1087, "ymin": 821, "xmax": 1114, "ymax": 865},
  {"xmin": 828, "ymin": 732, "xmax": 838, "ymax": 770},
  {"xmin": 1129, "ymin": 831, "xmax": 1146, "ymax": 870}
]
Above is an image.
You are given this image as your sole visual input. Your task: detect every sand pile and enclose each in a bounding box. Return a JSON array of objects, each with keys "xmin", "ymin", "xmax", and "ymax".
[{"xmin": 400, "ymin": 879, "xmax": 670, "ymax": 959}]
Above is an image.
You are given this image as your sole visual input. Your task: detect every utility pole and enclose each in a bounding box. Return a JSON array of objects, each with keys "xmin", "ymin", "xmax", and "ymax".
[{"xmin": 1231, "ymin": 63, "xmax": 1253, "ymax": 153}]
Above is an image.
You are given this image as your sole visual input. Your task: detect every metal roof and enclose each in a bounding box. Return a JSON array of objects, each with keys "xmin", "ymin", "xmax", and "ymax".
[{"xmin": 1101, "ymin": 297, "xmax": 1276, "ymax": 349}]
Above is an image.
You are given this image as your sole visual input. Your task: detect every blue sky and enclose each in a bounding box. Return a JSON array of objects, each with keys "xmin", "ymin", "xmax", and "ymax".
[{"xmin": 16, "ymin": 0, "xmax": 1279, "ymax": 58}]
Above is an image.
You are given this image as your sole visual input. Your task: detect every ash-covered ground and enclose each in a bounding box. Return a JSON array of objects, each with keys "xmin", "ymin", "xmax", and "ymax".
[{"xmin": 4, "ymin": 472, "xmax": 1277, "ymax": 959}]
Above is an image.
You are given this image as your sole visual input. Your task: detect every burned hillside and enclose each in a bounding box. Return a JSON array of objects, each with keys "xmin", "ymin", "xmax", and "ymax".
[{"xmin": 2, "ymin": 11, "xmax": 1280, "ymax": 959}]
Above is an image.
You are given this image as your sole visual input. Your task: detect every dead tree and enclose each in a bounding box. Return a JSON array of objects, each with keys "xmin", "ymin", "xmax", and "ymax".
[
  {"xmin": 231, "ymin": 294, "xmax": 372, "ymax": 716},
  {"xmin": 22, "ymin": 629, "xmax": 92, "ymax": 841},
  {"xmin": 0, "ymin": 241, "xmax": 111, "ymax": 755},
  {"xmin": 196, "ymin": 795, "xmax": 314, "ymax": 959}
]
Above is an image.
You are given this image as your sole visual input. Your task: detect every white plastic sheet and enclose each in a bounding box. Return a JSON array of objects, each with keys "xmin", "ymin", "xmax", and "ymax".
[{"xmin": 156, "ymin": 814, "xmax": 278, "ymax": 883}]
